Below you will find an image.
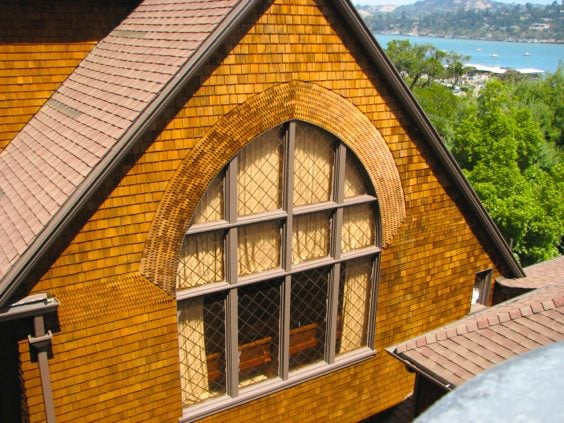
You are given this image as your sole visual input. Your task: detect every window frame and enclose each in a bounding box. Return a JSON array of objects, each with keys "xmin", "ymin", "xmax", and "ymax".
[
  {"xmin": 472, "ymin": 269, "xmax": 493, "ymax": 307},
  {"xmin": 177, "ymin": 121, "xmax": 381, "ymax": 421}
]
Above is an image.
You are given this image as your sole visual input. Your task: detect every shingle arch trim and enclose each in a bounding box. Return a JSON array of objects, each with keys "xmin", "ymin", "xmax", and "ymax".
[{"xmin": 141, "ymin": 80, "xmax": 405, "ymax": 294}]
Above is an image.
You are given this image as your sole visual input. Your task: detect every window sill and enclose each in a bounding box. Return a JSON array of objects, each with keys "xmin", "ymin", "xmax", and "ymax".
[{"xmin": 179, "ymin": 347, "xmax": 376, "ymax": 422}]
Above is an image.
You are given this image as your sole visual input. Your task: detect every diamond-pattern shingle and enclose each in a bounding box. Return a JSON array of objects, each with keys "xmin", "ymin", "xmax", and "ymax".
[
  {"xmin": 388, "ymin": 269, "xmax": 564, "ymax": 387},
  {"xmin": 0, "ymin": 0, "xmax": 240, "ymax": 282}
]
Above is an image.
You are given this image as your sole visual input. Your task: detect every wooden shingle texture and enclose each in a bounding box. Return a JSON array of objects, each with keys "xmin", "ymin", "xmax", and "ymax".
[
  {"xmin": 17, "ymin": 0, "xmax": 506, "ymax": 421},
  {"xmin": 2, "ymin": 0, "xmax": 524, "ymax": 421}
]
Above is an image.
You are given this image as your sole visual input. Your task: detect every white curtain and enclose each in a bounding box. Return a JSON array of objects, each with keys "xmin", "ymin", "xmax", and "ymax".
[
  {"xmin": 238, "ymin": 129, "xmax": 283, "ymax": 217},
  {"xmin": 192, "ymin": 175, "xmax": 224, "ymax": 224},
  {"xmin": 178, "ymin": 299, "xmax": 210, "ymax": 406},
  {"xmin": 339, "ymin": 258, "xmax": 371, "ymax": 353},
  {"xmin": 177, "ymin": 232, "xmax": 224, "ymax": 290},
  {"xmin": 238, "ymin": 221, "xmax": 281, "ymax": 276},
  {"xmin": 341, "ymin": 204, "xmax": 374, "ymax": 253},
  {"xmin": 292, "ymin": 212, "xmax": 330, "ymax": 264},
  {"xmin": 344, "ymin": 153, "xmax": 368, "ymax": 199},
  {"xmin": 293, "ymin": 124, "xmax": 334, "ymax": 206}
]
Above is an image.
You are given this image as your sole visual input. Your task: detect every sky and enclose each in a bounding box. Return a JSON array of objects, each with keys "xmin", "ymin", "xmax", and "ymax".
[{"xmin": 355, "ymin": 0, "xmax": 557, "ymax": 5}]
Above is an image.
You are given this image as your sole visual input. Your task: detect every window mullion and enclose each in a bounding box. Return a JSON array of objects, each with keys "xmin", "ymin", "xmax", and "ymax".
[
  {"xmin": 333, "ymin": 144, "xmax": 346, "ymax": 261},
  {"xmin": 366, "ymin": 254, "xmax": 380, "ymax": 349},
  {"xmin": 280, "ymin": 122, "xmax": 295, "ymax": 379},
  {"xmin": 326, "ymin": 144, "xmax": 346, "ymax": 363},
  {"xmin": 326, "ymin": 263, "xmax": 340, "ymax": 364},
  {"xmin": 225, "ymin": 159, "xmax": 239, "ymax": 396},
  {"xmin": 284, "ymin": 121, "xmax": 295, "ymax": 269},
  {"xmin": 280, "ymin": 275, "xmax": 291, "ymax": 379}
]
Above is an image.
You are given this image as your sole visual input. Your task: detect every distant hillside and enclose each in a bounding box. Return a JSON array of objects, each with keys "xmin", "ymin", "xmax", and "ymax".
[{"xmin": 358, "ymin": 0, "xmax": 563, "ymax": 43}]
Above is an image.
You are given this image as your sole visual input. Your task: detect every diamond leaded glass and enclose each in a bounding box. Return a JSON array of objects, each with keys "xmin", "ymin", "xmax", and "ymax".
[
  {"xmin": 238, "ymin": 221, "xmax": 281, "ymax": 276},
  {"xmin": 238, "ymin": 280, "xmax": 280, "ymax": 387},
  {"xmin": 292, "ymin": 212, "xmax": 331, "ymax": 264},
  {"xmin": 341, "ymin": 204, "xmax": 375, "ymax": 253},
  {"xmin": 337, "ymin": 258, "xmax": 372, "ymax": 354},
  {"xmin": 289, "ymin": 267, "xmax": 329, "ymax": 371},
  {"xmin": 177, "ymin": 231, "xmax": 224, "ymax": 290},
  {"xmin": 176, "ymin": 121, "xmax": 379, "ymax": 410},
  {"xmin": 237, "ymin": 128, "xmax": 283, "ymax": 217},
  {"xmin": 178, "ymin": 295, "xmax": 226, "ymax": 406},
  {"xmin": 293, "ymin": 123, "xmax": 335, "ymax": 206},
  {"xmin": 344, "ymin": 152, "xmax": 368, "ymax": 199},
  {"xmin": 193, "ymin": 175, "xmax": 224, "ymax": 224}
]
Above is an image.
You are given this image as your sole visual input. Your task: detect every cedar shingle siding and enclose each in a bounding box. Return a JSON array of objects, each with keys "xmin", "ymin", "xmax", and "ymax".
[{"xmin": 0, "ymin": 0, "xmax": 523, "ymax": 421}]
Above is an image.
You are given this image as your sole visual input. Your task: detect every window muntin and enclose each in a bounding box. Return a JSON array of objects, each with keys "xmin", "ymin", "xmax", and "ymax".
[{"xmin": 177, "ymin": 121, "xmax": 380, "ymax": 410}]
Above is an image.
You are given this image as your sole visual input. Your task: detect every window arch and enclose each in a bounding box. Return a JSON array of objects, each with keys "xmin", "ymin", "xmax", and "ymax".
[{"xmin": 176, "ymin": 121, "xmax": 380, "ymax": 412}]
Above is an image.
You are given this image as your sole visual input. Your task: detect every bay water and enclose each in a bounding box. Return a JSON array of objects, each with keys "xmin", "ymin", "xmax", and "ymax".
[{"xmin": 375, "ymin": 34, "xmax": 564, "ymax": 73}]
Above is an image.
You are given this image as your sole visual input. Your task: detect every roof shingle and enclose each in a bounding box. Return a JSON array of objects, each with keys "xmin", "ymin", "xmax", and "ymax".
[
  {"xmin": 0, "ymin": 0, "xmax": 240, "ymax": 283},
  {"xmin": 388, "ymin": 270, "xmax": 564, "ymax": 387}
]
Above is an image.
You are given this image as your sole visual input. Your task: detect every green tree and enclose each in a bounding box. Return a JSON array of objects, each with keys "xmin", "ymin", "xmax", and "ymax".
[
  {"xmin": 451, "ymin": 79, "xmax": 562, "ymax": 265},
  {"xmin": 385, "ymin": 40, "xmax": 455, "ymax": 89}
]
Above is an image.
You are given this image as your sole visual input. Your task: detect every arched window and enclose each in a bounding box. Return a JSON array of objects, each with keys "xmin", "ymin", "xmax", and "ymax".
[{"xmin": 176, "ymin": 121, "xmax": 380, "ymax": 411}]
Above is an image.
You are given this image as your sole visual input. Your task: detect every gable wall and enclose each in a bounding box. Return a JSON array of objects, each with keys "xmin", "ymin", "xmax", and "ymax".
[
  {"xmin": 0, "ymin": 0, "xmax": 138, "ymax": 152},
  {"xmin": 22, "ymin": 0, "xmax": 500, "ymax": 421}
]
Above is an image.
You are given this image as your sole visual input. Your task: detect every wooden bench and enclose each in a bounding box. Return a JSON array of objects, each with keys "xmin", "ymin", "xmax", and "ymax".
[
  {"xmin": 289, "ymin": 322, "xmax": 319, "ymax": 355},
  {"xmin": 207, "ymin": 336, "xmax": 272, "ymax": 381},
  {"xmin": 206, "ymin": 323, "xmax": 321, "ymax": 382}
]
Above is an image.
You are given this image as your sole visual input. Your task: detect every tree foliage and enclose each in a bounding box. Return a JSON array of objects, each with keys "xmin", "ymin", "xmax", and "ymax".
[
  {"xmin": 385, "ymin": 40, "xmax": 468, "ymax": 89},
  {"xmin": 450, "ymin": 79, "xmax": 563, "ymax": 265},
  {"xmin": 385, "ymin": 40, "xmax": 563, "ymax": 265}
]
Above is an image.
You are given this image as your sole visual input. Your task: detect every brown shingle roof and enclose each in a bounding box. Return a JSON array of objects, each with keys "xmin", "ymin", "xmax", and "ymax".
[
  {"xmin": 497, "ymin": 255, "xmax": 564, "ymax": 290},
  {"xmin": 0, "ymin": 0, "xmax": 247, "ymax": 302},
  {"xmin": 388, "ymin": 278, "xmax": 564, "ymax": 388}
]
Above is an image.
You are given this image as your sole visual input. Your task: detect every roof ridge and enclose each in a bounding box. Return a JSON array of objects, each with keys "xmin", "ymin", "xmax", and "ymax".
[{"xmin": 397, "ymin": 292, "xmax": 564, "ymax": 353}]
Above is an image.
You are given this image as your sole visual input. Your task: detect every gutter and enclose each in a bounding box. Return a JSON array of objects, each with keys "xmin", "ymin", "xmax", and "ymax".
[
  {"xmin": 0, "ymin": 0, "xmax": 265, "ymax": 308},
  {"xmin": 386, "ymin": 347, "xmax": 455, "ymax": 392},
  {"xmin": 0, "ymin": 293, "xmax": 59, "ymax": 423},
  {"xmin": 332, "ymin": 0, "xmax": 525, "ymax": 279}
]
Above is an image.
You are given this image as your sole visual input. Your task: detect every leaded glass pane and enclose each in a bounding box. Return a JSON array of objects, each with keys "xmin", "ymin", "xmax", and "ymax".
[
  {"xmin": 237, "ymin": 128, "xmax": 283, "ymax": 217},
  {"xmin": 178, "ymin": 295, "xmax": 226, "ymax": 406},
  {"xmin": 337, "ymin": 258, "xmax": 372, "ymax": 355},
  {"xmin": 238, "ymin": 280, "xmax": 280, "ymax": 387},
  {"xmin": 289, "ymin": 267, "xmax": 329, "ymax": 371},
  {"xmin": 238, "ymin": 221, "xmax": 281, "ymax": 276},
  {"xmin": 177, "ymin": 231, "xmax": 225, "ymax": 290},
  {"xmin": 344, "ymin": 153, "xmax": 368, "ymax": 199},
  {"xmin": 292, "ymin": 212, "xmax": 331, "ymax": 264},
  {"xmin": 293, "ymin": 123, "xmax": 335, "ymax": 206},
  {"xmin": 193, "ymin": 175, "xmax": 224, "ymax": 224},
  {"xmin": 341, "ymin": 204, "xmax": 375, "ymax": 253}
]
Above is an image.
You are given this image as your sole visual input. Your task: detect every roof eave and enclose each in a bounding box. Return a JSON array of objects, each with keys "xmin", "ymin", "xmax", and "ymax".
[
  {"xmin": 0, "ymin": 0, "xmax": 264, "ymax": 308},
  {"xmin": 332, "ymin": 0, "xmax": 524, "ymax": 279},
  {"xmin": 386, "ymin": 347, "xmax": 456, "ymax": 391}
]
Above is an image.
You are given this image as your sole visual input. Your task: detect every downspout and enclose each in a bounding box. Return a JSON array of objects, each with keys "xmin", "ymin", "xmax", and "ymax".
[{"xmin": 0, "ymin": 293, "xmax": 59, "ymax": 423}]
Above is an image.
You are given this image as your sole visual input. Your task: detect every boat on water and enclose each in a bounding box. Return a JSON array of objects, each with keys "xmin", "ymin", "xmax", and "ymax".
[
  {"xmin": 524, "ymin": 52, "xmax": 531, "ymax": 56},
  {"xmin": 490, "ymin": 53, "xmax": 499, "ymax": 57}
]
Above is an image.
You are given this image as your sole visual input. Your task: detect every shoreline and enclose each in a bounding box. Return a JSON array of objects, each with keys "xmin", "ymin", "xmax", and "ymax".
[{"xmin": 375, "ymin": 32, "xmax": 564, "ymax": 45}]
